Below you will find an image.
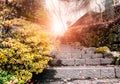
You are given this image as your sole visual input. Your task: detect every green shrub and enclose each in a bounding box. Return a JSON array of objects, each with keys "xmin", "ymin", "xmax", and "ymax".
[{"xmin": 0, "ymin": 71, "xmax": 17, "ymax": 84}]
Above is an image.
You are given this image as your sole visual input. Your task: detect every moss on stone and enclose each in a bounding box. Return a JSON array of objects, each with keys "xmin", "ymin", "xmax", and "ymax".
[{"xmin": 95, "ymin": 46, "xmax": 110, "ymax": 53}]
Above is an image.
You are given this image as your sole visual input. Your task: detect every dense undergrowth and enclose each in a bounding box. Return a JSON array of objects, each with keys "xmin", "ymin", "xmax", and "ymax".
[{"xmin": 61, "ymin": 11, "xmax": 120, "ymax": 51}]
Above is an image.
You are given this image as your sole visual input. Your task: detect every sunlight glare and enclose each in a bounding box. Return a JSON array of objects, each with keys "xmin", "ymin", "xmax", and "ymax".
[
  {"xmin": 45, "ymin": 0, "xmax": 67, "ymax": 36},
  {"xmin": 52, "ymin": 20, "xmax": 66, "ymax": 36}
]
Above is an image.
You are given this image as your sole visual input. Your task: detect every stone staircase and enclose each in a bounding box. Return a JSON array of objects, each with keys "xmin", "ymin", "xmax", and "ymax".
[{"xmin": 39, "ymin": 44, "xmax": 120, "ymax": 84}]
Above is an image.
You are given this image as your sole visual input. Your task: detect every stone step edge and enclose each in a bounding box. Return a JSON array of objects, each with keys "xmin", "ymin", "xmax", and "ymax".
[
  {"xmin": 50, "ymin": 58, "xmax": 113, "ymax": 66},
  {"xmin": 40, "ymin": 78, "xmax": 120, "ymax": 84},
  {"xmin": 41, "ymin": 66, "xmax": 120, "ymax": 79},
  {"xmin": 55, "ymin": 53, "xmax": 104, "ymax": 59}
]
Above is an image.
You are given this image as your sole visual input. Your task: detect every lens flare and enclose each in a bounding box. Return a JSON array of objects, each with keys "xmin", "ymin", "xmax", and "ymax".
[
  {"xmin": 52, "ymin": 19, "xmax": 66, "ymax": 36},
  {"xmin": 45, "ymin": 0, "xmax": 67, "ymax": 36},
  {"xmin": 45, "ymin": 0, "xmax": 107, "ymax": 36}
]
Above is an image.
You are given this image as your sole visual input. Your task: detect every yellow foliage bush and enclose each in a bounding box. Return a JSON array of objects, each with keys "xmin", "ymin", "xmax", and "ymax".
[
  {"xmin": 0, "ymin": 2, "xmax": 52, "ymax": 83},
  {"xmin": 0, "ymin": 18, "xmax": 52, "ymax": 83}
]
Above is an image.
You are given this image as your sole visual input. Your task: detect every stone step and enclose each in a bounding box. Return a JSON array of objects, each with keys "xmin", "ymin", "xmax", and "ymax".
[
  {"xmin": 50, "ymin": 58, "xmax": 113, "ymax": 66},
  {"xmin": 52, "ymin": 45, "xmax": 101, "ymax": 60},
  {"xmin": 57, "ymin": 45, "xmax": 96, "ymax": 54},
  {"xmin": 55, "ymin": 53, "xmax": 104, "ymax": 59},
  {"xmin": 40, "ymin": 66, "xmax": 120, "ymax": 80},
  {"xmin": 39, "ymin": 79, "xmax": 120, "ymax": 84}
]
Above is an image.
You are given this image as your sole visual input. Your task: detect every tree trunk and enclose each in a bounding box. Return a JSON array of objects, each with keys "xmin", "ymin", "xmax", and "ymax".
[
  {"xmin": 104, "ymin": 0, "xmax": 115, "ymax": 21},
  {"xmin": 5, "ymin": 0, "xmax": 8, "ymax": 4}
]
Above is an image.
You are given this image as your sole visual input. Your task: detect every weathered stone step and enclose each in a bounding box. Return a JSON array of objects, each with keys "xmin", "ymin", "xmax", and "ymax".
[
  {"xmin": 55, "ymin": 53, "xmax": 104, "ymax": 59},
  {"xmin": 53, "ymin": 45, "xmax": 101, "ymax": 59},
  {"xmin": 50, "ymin": 58, "xmax": 113, "ymax": 66},
  {"xmin": 57, "ymin": 44, "xmax": 96, "ymax": 54},
  {"xmin": 40, "ymin": 66, "xmax": 120, "ymax": 80},
  {"xmin": 40, "ymin": 79, "xmax": 120, "ymax": 84}
]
